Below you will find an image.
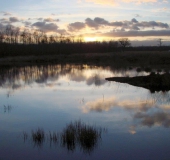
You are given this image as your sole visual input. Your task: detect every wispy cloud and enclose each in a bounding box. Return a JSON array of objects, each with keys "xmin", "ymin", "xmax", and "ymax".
[
  {"xmin": 3, "ymin": 12, "xmax": 12, "ymax": 16},
  {"xmin": 85, "ymin": 0, "xmax": 160, "ymax": 5},
  {"xmin": 85, "ymin": 0, "xmax": 117, "ymax": 6}
]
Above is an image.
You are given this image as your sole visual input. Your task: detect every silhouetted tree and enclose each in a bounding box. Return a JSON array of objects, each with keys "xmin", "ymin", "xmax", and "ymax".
[
  {"xmin": 118, "ymin": 38, "xmax": 131, "ymax": 51},
  {"xmin": 158, "ymin": 38, "xmax": 163, "ymax": 52},
  {"xmin": 0, "ymin": 30, "xmax": 5, "ymax": 43}
]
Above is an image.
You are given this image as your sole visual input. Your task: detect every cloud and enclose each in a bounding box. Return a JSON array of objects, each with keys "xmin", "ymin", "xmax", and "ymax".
[
  {"xmin": 44, "ymin": 18, "xmax": 59, "ymax": 22},
  {"xmin": 110, "ymin": 21, "xmax": 124, "ymax": 27},
  {"xmin": 23, "ymin": 21, "xmax": 32, "ymax": 26},
  {"xmin": 85, "ymin": 18, "xmax": 99, "ymax": 29},
  {"xmin": 131, "ymin": 18, "xmax": 138, "ymax": 23},
  {"xmin": 85, "ymin": 0, "xmax": 159, "ymax": 5},
  {"xmin": 110, "ymin": 19, "xmax": 169, "ymax": 30},
  {"xmin": 123, "ymin": 0, "xmax": 157, "ymax": 3},
  {"xmin": 94, "ymin": 17, "xmax": 109, "ymax": 25},
  {"xmin": 103, "ymin": 29, "xmax": 170, "ymax": 37},
  {"xmin": 0, "ymin": 18, "xmax": 9, "ymax": 24},
  {"xmin": 0, "ymin": 17, "xmax": 21, "ymax": 24},
  {"xmin": 85, "ymin": 17, "xmax": 110, "ymax": 29},
  {"xmin": 68, "ymin": 22, "xmax": 86, "ymax": 31},
  {"xmin": 85, "ymin": 0, "xmax": 117, "ymax": 5},
  {"xmin": 37, "ymin": 18, "xmax": 43, "ymax": 21},
  {"xmin": 3, "ymin": 12, "xmax": 12, "ymax": 16},
  {"xmin": 0, "ymin": 15, "xmax": 169, "ymax": 38},
  {"xmin": 9, "ymin": 17, "xmax": 20, "ymax": 23},
  {"xmin": 32, "ymin": 21, "xmax": 59, "ymax": 32},
  {"xmin": 135, "ymin": 14, "xmax": 141, "ymax": 17},
  {"xmin": 0, "ymin": 23, "xmax": 5, "ymax": 30},
  {"xmin": 72, "ymin": 17, "xmax": 169, "ymax": 32},
  {"xmin": 56, "ymin": 29, "xmax": 67, "ymax": 34}
]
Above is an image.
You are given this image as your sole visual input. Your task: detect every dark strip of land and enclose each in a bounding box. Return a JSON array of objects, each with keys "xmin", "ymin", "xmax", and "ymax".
[
  {"xmin": 0, "ymin": 51, "xmax": 170, "ymax": 70},
  {"xmin": 106, "ymin": 73, "xmax": 170, "ymax": 92}
]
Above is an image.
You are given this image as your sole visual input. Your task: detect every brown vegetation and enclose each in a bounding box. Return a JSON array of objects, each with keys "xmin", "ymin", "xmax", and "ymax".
[{"xmin": 106, "ymin": 72, "xmax": 170, "ymax": 92}]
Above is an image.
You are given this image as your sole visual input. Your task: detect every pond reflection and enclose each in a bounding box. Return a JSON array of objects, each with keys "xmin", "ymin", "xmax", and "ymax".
[
  {"xmin": 0, "ymin": 64, "xmax": 148, "ymax": 91},
  {"xmin": 1, "ymin": 64, "xmax": 170, "ymax": 160},
  {"xmin": 82, "ymin": 91, "xmax": 170, "ymax": 131},
  {"xmin": 23, "ymin": 121, "xmax": 105, "ymax": 154}
]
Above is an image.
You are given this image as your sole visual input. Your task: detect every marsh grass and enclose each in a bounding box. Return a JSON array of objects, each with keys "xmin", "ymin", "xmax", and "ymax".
[
  {"xmin": 4, "ymin": 105, "xmax": 12, "ymax": 113},
  {"xmin": 106, "ymin": 72, "xmax": 170, "ymax": 93},
  {"xmin": 0, "ymin": 51, "xmax": 170, "ymax": 71},
  {"xmin": 23, "ymin": 120, "xmax": 105, "ymax": 153},
  {"xmin": 49, "ymin": 131, "xmax": 58, "ymax": 143},
  {"xmin": 60, "ymin": 120, "xmax": 103, "ymax": 153},
  {"xmin": 32, "ymin": 128, "xmax": 45, "ymax": 147},
  {"xmin": 23, "ymin": 131, "xmax": 28, "ymax": 142}
]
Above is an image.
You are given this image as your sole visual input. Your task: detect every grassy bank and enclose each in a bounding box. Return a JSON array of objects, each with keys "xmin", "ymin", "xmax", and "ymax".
[
  {"xmin": 0, "ymin": 51, "xmax": 170, "ymax": 70},
  {"xmin": 106, "ymin": 72, "xmax": 170, "ymax": 92}
]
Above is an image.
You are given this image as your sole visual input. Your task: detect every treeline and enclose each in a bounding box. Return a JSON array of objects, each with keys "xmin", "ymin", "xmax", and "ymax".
[
  {"xmin": 0, "ymin": 25, "xmax": 85, "ymax": 44},
  {"xmin": 0, "ymin": 25, "xmax": 170, "ymax": 58},
  {"xmin": 0, "ymin": 25, "xmax": 120, "ymax": 57}
]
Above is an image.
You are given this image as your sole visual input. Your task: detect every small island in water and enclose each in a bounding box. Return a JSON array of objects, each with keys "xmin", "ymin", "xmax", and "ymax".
[{"xmin": 106, "ymin": 72, "xmax": 170, "ymax": 92}]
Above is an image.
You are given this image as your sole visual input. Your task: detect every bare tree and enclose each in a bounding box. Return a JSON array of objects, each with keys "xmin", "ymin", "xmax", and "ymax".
[
  {"xmin": 5, "ymin": 25, "xmax": 14, "ymax": 43},
  {"xmin": 49, "ymin": 35, "xmax": 55, "ymax": 43},
  {"xmin": 157, "ymin": 38, "xmax": 164, "ymax": 52},
  {"xmin": 158, "ymin": 38, "xmax": 163, "ymax": 47},
  {"xmin": 20, "ymin": 29, "xmax": 29, "ymax": 44},
  {"xmin": 118, "ymin": 38, "xmax": 131, "ymax": 51},
  {"xmin": 14, "ymin": 28, "xmax": 20, "ymax": 44},
  {"xmin": 0, "ymin": 30, "xmax": 5, "ymax": 43}
]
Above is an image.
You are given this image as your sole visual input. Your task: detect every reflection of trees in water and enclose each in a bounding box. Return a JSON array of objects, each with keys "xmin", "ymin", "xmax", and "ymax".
[
  {"xmin": 0, "ymin": 64, "xmax": 132, "ymax": 91},
  {"xmin": 149, "ymin": 91, "xmax": 170, "ymax": 104},
  {"xmin": 23, "ymin": 121, "xmax": 105, "ymax": 154},
  {"xmin": 0, "ymin": 65, "xmax": 82, "ymax": 89}
]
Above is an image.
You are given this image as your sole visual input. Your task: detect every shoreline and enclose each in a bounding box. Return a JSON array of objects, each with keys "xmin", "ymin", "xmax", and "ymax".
[{"xmin": 0, "ymin": 51, "xmax": 170, "ymax": 70}]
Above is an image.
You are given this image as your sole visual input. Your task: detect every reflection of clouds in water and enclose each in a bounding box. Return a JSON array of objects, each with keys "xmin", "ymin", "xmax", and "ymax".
[
  {"xmin": 82, "ymin": 97, "xmax": 115, "ymax": 113},
  {"xmin": 86, "ymin": 74, "xmax": 106, "ymax": 86},
  {"xmin": 82, "ymin": 96, "xmax": 170, "ymax": 130},
  {"xmin": 129, "ymin": 125, "xmax": 136, "ymax": 134},
  {"xmin": 82, "ymin": 97, "xmax": 154, "ymax": 113},
  {"xmin": 69, "ymin": 71, "xmax": 107, "ymax": 86},
  {"xmin": 69, "ymin": 72, "xmax": 86, "ymax": 82},
  {"xmin": 134, "ymin": 111, "xmax": 170, "ymax": 128}
]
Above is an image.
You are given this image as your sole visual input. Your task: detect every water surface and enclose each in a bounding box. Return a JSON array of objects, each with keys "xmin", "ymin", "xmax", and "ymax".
[{"xmin": 0, "ymin": 64, "xmax": 170, "ymax": 160}]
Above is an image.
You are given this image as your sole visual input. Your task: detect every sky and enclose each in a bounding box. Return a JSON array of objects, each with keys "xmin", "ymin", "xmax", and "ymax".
[{"xmin": 0, "ymin": 0, "xmax": 170, "ymax": 44}]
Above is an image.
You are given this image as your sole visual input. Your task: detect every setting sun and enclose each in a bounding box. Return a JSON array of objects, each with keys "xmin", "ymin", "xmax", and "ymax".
[{"xmin": 84, "ymin": 37, "xmax": 97, "ymax": 42}]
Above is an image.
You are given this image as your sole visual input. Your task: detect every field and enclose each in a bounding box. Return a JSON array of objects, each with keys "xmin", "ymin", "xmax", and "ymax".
[{"xmin": 0, "ymin": 50, "xmax": 170, "ymax": 71}]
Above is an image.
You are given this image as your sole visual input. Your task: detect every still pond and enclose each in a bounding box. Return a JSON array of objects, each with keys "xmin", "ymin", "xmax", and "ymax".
[{"xmin": 0, "ymin": 64, "xmax": 170, "ymax": 160}]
